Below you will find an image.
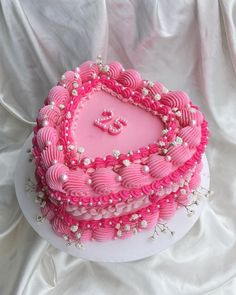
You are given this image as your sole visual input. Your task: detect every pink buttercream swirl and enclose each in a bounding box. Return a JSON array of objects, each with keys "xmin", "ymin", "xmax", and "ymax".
[
  {"xmin": 41, "ymin": 145, "xmax": 64, "ymax": 169},
  {"xmin": 47, "ymin": 85, "xmax": 70, "ymax": 106},
  {"xmin": 147, "ymin": 154, "xmax": 173, "ymax": 178},
  {"xmin": 178, "ymin": 109, "xmax": 203, "ymax": 127},
  {"xmin": 161, "ymin": 91, "xmax": 190, "ymax": 109},
  {"xmin": 79, "ymin": 61, "xmax": 99, "ymax": 82},
  {"xmin": 36, "ymin": 127, "xmax": 58, "ymax": 151},
  {"xmin": 167, "ymin": 145, "xmax": 192, "ymax": 166},
  {"xmin": 63, "ymin": 170, "xmax": 93, "ymax": 196},
  {"xmin": 117, "ymin": 69, "xmax": 142, "ymax": 89},
  {"xmin": 107, "ymin": 61, "xmax": 123, "ymax": 79},
  {"xmin": 59, "ymin": 70, "xmax": 82, "ymax": 92},
  {"xmin": 178, "ymin": 126, "xmax": 201, "ymax": 148},
  {"xmin": 119, "ymin": 164, "xmax": 152, "ymax": 189},
  {"xmin": 38, "ymin": 105, "xmax": 61, "ymax": 127},
  {"xmin": 91, "ymin": 168, "xmax": 121, "ymax": 194},
  {"xmin": 45, "ymin": 163, "xmax": 69, "ymax": 193}
]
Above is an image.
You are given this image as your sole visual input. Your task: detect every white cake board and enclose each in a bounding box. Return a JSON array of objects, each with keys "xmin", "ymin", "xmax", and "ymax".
[{"xmin": 15, "ymin": 133, "xmax": 210, "ymax": 262}]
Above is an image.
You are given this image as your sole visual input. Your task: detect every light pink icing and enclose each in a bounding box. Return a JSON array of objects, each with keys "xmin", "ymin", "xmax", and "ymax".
[
  {"xmin": 178, "ymin": 126, "xmax": 201, "ymax": 148},
  {"xmin": 92, "ymin": 227, "xmax": 115, "ymax": 242},
  {"xmin": 178, "ymin": 109, "xmax": 203, "ymax": 127},
  {"xmin": 147, "ymin": 81, "xmax": 164, "ymax": 97},
  {"xmin": 91, "ymin": 168, "xmax": 121, "ymax": 194},
  {"xmin": 45, "ymin": 163, "xmax": 69, "ymax": 193},
  {"xmin": 107, "ymin": 61, "xmax": 123, "ymax": 78},
  {"xmin": 41, "ymin": 145, "xmax": 64, "ymax": 169},
  {"xmin": 38, "ymin": 105, "xmax": 61, "ymax": 127},
  {"xmin": 52, "ymin": 217, "xmax": 70, "ymax": 235},
  {"xmin": 117, "ymin": 69, "xmax": 142, "ymax": 89},
  {"xmin": 167, "ymin": 145, "xmax": 192, "ymax": 166},
  {"xmin": 158, "ymin": 197, "xmax": 177, "ymax": 220},
  {"xmin": 161, "ymin": 91, "xmax": 190, "ymax": 109},
  {"xmin": 47, "ymin": 86, "xmax": 69, "ymax": 105},
  {"xmin": 36, "ymin": 127, "xmax": 58, "ymax": 151},
  {"xmin": 63, "ymin": 170, "xmax": 93, "ymax": 196},
  {"xmin": 59, "ymin": 71, "xmax": 82, "ymax": 92},
  {"xmin": 120, "ymin": 163, "xmax": 151, "ymax": 189},
  {"xmin": 147, "ymin": 154, "xmax": 173, "ymax": 178},
  {"xmin": 72, "ymin": 89, "xmax": 163, "ymax": 158},
  {"xmin": 79, "ymin": 61, "xmax": 99, "ymax": 82}
]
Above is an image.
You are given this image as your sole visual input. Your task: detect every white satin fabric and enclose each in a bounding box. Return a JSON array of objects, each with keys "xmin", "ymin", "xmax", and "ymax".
[{"xmin": 1, "ymin": 0, "xmax": 236, "ymax": 294}]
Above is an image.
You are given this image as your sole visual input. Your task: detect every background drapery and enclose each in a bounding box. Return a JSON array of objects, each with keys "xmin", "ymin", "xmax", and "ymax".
[{"xmin": 0, "ymin": 0, "xmax": 236, "ymax": 294}]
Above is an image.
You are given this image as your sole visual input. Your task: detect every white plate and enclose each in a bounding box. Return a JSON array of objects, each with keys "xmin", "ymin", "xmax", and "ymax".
[{"xmin": 15, "ymin": 133, "xmax": 210, "ymax": 262}]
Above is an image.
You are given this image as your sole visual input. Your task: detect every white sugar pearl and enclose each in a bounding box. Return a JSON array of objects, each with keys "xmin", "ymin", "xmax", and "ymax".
[
  {"xmin": 83, "ymin": 158, "xmax": 91, "ymax": 166},
  {"xmin": 60, "ymin": 174, "xmax": 68, "ymax": 182},
  {"xmin": 70, "ymin": 225, "xmax": 78, "ymax": 232},
  {"xmin": 142, "ymin": 165, "xmax": 150, "ymax": 174}
]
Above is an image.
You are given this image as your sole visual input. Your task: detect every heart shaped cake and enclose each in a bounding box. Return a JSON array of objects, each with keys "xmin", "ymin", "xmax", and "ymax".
[{"xmin": 32, "ymin": 57, "xmax": 209, "ymax": 246}]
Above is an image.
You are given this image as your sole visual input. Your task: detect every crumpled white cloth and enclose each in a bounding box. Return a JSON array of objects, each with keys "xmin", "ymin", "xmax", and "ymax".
[{"xmin": 0, "ymin": 0, "xmax": 236, "ymax": 294}]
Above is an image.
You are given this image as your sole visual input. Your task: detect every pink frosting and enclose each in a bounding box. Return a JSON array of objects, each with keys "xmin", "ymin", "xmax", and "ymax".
[
  {"xmin": 144, "ymin": 209, "xmax": 159, "ymax": 229},
  {"xmin": 178, "ymin": 126, "xmax": 201, "ymax": 148},
  {"xmin": 161, "ymin": 91, "xmax": 190, "ymax": 109},
  {"xmin": 36, "ymin": 127, "xmax": 58, "ymax": 151},
  {"xmin": 60, "ymin": 71, "xmax": 82, "ymax": 92},
  {"xmin": 51, "ymin": 216, "xmax": 70, "ymax": 235},
  {"xmin": 178, "ymin": 109, "xmax": 203, "ymax": 127},
  {"xmin": 167, "ymin": 145, "xmax": 192, "ymax": 166},
  {"xmin": 119, "ymin": 164, "xmax": 151, "ymax": 188},
  {"xmin": 92, "ymin": 227, "xmax": 115, "ymax": 242},
  {"xmin": 146, "ymin": 81, "xmax": 164, "ymax": 97},
  {"xmin": 189, "ymin": 173, "xmax": 201, "ymax": 190},
  {"xmin": 38, "ymin": 105, "xmax": 61, "ymax": 127},
  {"xmin": 63, "ymin": 170, "xmax": 93, "ymax": 196},
  {"xmin": 117, "ymin": 69, "xmax": 142, "ymax": 89},
  {"xmin": 80, "ymin": 229, "xmax": 92, "ymax": 242},
  {"xmin": 45, "ymin": 163, "xmax": 69, "ymax": 193},
  {"xmin": 47, "ymin": 86, "xmax": 69, "ymax": 106},
  {"xmin": 147, "ymin": 154, "xmax": 173, "ymax": 178},
  {"xmin": 107, "ymin": 61, "xmax": 123, "ymax": 79},
  {"xmin": 41, "ymin": 145, "xmax": 64, "ymax": 169},
  {"xmin": 79, "ymin": 61, "xmax": 99, "ymax": 82},
  {"xmin": 91, "ymin": 168, "xmax": 121, "ymax": 194},
  {"xmin": 158, "ymin": 197, "xmax": 177, "ymax": 220}
]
